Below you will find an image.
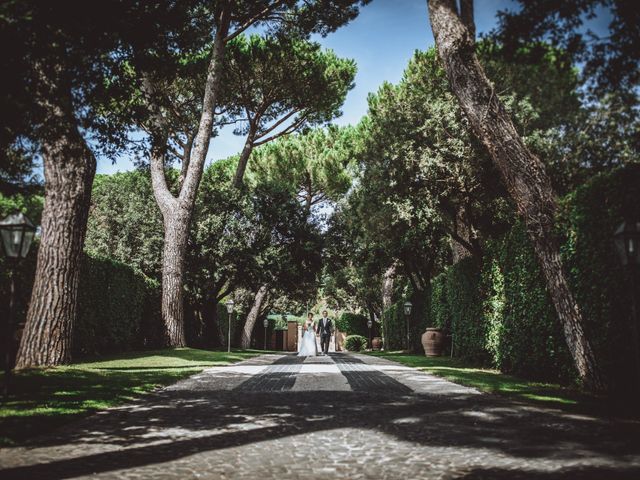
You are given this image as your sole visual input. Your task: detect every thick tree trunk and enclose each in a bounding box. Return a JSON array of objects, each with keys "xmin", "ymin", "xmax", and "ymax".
[
  {"xmin": 15, "ymin": 94, "xmax": 96, "ymax": 368},
  {"xmin": 240, "ymin": 285, "xmax": 269, "ymax": 349},
  {"xmin": 159, "ymin": 211, "xmax": 190, "ymax": 346},
  {"xmin": 427, "ymin": 0, "xmax": 605, "ymax": 390}
]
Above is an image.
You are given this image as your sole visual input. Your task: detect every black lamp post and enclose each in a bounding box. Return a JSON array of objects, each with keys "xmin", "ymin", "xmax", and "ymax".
[
  {"xmin": 1, "ymin": 213, "xmax": 36, "ymax": 396},
  {"xmin": 225, "ymin": 299, "xmax": 235, "ymax": 353},
  {"xmin": 403, "ymin": 300, "xmax": 413, "ymax": 351},
  {"xmin": 263, "ymin": 318, "xmax": 269, "ymax": 350},
  {"xmin": 614, "ymin": 220, "xmax": 640, "ymax": 389},
  {"xmin": 367, "ymin": 318, "xmax": 373, "ymax": 350}
]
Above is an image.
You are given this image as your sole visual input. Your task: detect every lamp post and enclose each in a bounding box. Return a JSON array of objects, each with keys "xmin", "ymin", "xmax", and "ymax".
[
  {"xmin": 225, "ymin": 299, "xmax": 235, "ymax": 353},
  {"xmin": 367, "ymin": 318, "xmax": 373, "ymax": 350},
  {"xmin": 614, "ymin": 220, "xmax": 640, "ymax": 390},
  {"xmin": 263, "ymin": 318, "xmax": 269, "ymax": 350},
  {"xmin": 403, "ymin": 300, "xmax": 413, "ymax": 351},
  {"xmin": 0, "ymin": 213, "xmax": 36, "ymax": 396}
]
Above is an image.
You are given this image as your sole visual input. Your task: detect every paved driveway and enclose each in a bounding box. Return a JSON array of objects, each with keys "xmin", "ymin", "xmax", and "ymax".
[{"xmin": 1, "ymin": 353, "xmax": 639, "ymax": 479}]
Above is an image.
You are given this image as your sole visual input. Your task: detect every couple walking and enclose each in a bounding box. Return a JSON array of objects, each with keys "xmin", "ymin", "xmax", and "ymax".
[{"xmin": 298, "ymin": 310, "xmax": 333, "ymax": 357}]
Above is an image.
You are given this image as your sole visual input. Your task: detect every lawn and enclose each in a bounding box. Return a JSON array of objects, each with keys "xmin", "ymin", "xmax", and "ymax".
[
  {"xmin": 367, "ymin": 351, "xmax": 606, "ymax": 413},
  {"xmin": 0, "ymin": 348, "xmax": 264, "ymax": 446}
]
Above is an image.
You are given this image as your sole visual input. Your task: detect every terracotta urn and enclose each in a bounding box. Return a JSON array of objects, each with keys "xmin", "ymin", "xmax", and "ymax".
[
  {"xmin": 371, "ymin": 336, "xmax": 383, "ymax": 351},
  {"xmin": 421, "ymin": 328, "xmax": 444, "ymax": 357}
]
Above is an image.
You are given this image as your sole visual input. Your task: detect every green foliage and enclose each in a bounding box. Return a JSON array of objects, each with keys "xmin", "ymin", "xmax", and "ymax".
[
  {"xmin": 343, "ymin": 334, "xmax": 367, "ymax": 352},
  {"xmin": 336, "ymin": 312, "xmax": 370, "ymax": 337},
  {"xmin": 1, "ymin": 248, "xmax": 162, "ymax": 360},
  {"xmin": 445, "ymin": 258, "xmax": 487, "ymax": 364},
  {"xmin": 421, "ymin": 165, "xmax": 640, "ymax": 387},
  {"xmin": 557, "ymin": 163, "xmax": 640, "ymax": 394},
  {"xmin": 381, "ymin": 303, "xmax": 405, "ymax": 351},
  {"xmin": 85, "ymin": 172, "xmax": 164, "ymax": 280},
  {"xmin": 429, "ymin": 274, "xmax": 450, "ymax": 330},
  {"xmin": 74, "ymin": 254, "xmax": 162, "ymax": 356}
]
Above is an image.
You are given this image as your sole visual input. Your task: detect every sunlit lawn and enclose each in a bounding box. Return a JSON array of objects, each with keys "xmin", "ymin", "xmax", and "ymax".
[
  {"xmin": 367, "ymin": 351, "xmax": 605, "ymax": 413},
  {"xmin": 0, "ymin": 348, "xmax": 265, "ymax": 446}
]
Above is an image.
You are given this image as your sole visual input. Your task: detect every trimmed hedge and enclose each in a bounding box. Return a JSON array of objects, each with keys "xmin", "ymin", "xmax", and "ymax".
[
  {"xmin": 344, "ymin": 335, "xmax": 368, "ymax": 352},
  {"xmin": 1, "ymin": 248, "xmax": 162, "ymax": 362},
  {"xmin": 386, "ymin": 164, "xmax": 640, "ymax": 388},
  {"xmin": 336, "ymin": 312, "xmax": 370, "ymax": 337},
  {"xmin": 75, "ymin": 254, "xmax": 162, "ymax": 355}
]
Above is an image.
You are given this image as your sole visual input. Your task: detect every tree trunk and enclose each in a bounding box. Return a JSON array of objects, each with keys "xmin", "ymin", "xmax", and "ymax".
[
  {"xmin": 427, "ymin": 0, "xmax": 605, "ymax": 391},
  {"xmin": 381, "ymin": 262, "xmax": 397, "ymax": 349},
  {"xmin": 142, "ymin": 9, "xmax": 230, "ymax": 347},
  {"xmin": 232, "ymin": 127, "xmax": 257, "ymax": 189},
  {"xmin": 159, "ymin": 211, "xmax": 190, "ymax": 346},
  {"xmin": 450, "ymin": 205, "xmax": 474, "ymax": 263},
  {"xmin": 382, "ymin": 262, "xmax": 397, "ymax": 311},
  {"xmin": 240, "ymin": 285, "xmax": 269, "ymax": 349},
  {"xmin": 15, "ymin": 90, "xmax": 96, "ymax": 368}
]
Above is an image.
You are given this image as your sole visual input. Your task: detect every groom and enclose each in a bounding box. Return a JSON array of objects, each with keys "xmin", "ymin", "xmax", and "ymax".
[{"xmin": 316, "ymin": 310, "xmax": 333, "ymax": 355}]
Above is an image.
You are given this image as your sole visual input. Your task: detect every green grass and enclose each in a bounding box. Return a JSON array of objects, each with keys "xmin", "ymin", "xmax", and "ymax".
[
  {"xmin": 367, "ymin": 351, "xmax": 605, "ymax": 412},
  {"xmin": 0, "ymin": 348, "xmax": 264, "ymax": 447}
]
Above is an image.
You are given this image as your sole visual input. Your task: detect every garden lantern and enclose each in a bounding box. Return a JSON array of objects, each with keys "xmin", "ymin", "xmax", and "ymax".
[
  {"xmin": 367, "ymin": 318, "xmax": 373, "ymax": 350},
  {"xmin": 403, "ymin": 300, "xmax": 413, "ymax": 351},
  {"xmin": 1, "ymin": 212, "xmax": 36, "ymax": 396},
  {"xmin": 0, "ymin": 212, "xmax": 36, "ymax": 259},
  {"xmin": 614, "ymin": 221, "xmax": 640, "ymax": 266},
  {"xmin": 263, "ymin": 318, "xmax": 269, "ymax": 350},
  {"xmin": 403, "ymin": 301, "xmax": 413, "ymax": 316},
  {"xmin": 225, "ymin": 299, "xmax": 235, "ymax": 353}
]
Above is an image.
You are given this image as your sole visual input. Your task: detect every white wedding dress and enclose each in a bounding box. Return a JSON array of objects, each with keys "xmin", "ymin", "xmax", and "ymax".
[{"xmin": 298, "ymin": 324, "xmax": 318, "ymax": 356}]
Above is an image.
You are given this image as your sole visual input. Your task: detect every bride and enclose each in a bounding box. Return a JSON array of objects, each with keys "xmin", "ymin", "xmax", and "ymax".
[{"xmin": 298, "ymin": 313, "xmax": 318, "ymax": 356}]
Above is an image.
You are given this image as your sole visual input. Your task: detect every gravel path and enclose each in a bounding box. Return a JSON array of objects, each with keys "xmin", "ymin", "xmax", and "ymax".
[{"xmin": 1, "ymin": 352, "xmax": 639, "ymax": 479}]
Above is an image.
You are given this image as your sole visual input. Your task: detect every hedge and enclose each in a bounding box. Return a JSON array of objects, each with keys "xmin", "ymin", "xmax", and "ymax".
[
  {"xmin": 1, "ymin": 248, "xmax": 162, "ymax": 362},
  {"xmin": 384, "ymin": 164, "xmax": 640, "ymax": 389},
  {"xmin": 336, "ymin": 312, "xmax": 371, "ymax": 337}
]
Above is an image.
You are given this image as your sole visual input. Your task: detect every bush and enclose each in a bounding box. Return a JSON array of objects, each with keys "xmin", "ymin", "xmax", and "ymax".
[
  {"xmin": 344, "ymin": 335, "xmax": 368, "ymax": 352},
  {"xmin": 336, "ymin": 312, "xmax": 370, "ymax": 337}
]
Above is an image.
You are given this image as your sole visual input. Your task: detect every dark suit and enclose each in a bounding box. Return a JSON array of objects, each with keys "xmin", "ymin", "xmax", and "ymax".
[{"xmin": 316, "ymin": 317, "xmax": 333, "ymax": 354}]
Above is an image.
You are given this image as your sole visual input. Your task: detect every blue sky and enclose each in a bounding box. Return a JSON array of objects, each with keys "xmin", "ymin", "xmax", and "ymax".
[{"xmin": 96, "ymin": 0, "xmax": 609, "ymax": 175}]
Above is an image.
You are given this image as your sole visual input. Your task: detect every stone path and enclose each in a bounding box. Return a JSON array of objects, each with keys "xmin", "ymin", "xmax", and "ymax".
[{"xmin": 1, "ymin": 353, "xmax": 640, "ymax": 479}]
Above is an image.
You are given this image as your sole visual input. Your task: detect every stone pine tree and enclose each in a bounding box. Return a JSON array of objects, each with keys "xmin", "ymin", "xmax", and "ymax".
[
  {"xmin": 426, "ymin": 0, "xmax": 605, "ymax": 390},
  {"xmin": 222, "ymin": 36, "xmax": 356, "ymax": 188},
  {"xmin": 4, "ymin": 1, "xmax": 149, "ymax": 368},
  {"xmin": 139, "ymin": 1, "xmax": 365, "ymax": 347}
]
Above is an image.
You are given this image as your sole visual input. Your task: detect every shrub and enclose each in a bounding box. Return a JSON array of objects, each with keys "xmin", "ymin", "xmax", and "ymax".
[
  {"xmin": 344, "ymin": 335, "xmax": 368, "ymax": 352},
  {"xmin": 336, "ymin": 312, "xmax": 370, "ymax": 337}
]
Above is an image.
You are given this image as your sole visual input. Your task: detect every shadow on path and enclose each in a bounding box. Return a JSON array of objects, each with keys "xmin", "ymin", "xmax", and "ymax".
[{"xmin": 1, "ymin": 354, "xmax": 639, "ymax": 479}]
